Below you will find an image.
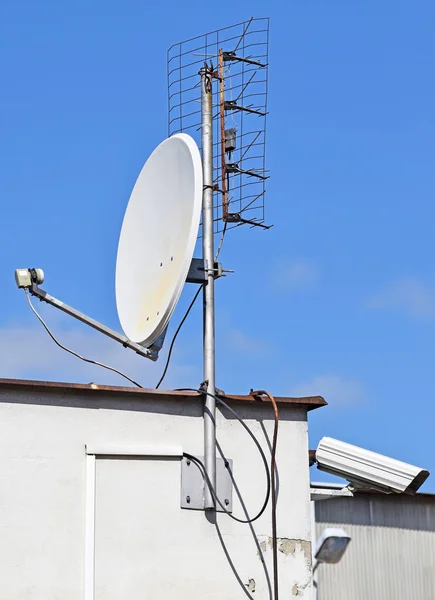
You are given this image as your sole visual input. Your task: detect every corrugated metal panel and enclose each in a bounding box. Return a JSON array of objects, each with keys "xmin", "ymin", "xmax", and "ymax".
[{"xmin": 315, "ymin": 494, "xmax": 435, "ymax": 600}]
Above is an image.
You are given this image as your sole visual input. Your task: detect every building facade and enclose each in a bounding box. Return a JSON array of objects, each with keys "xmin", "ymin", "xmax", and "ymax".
[
  {"xmin": 0, "ymin": 378, "xmax": 325, "ymax": 600},
  {"xmin": 315, "ymin": 491, "xmax": 435, "ymax": 600}
]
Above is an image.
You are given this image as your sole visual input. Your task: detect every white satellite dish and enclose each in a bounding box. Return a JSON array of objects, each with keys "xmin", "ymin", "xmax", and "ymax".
[{"xmin": 115, "ymin": 133, "xmax": 203, "ymax": 349}]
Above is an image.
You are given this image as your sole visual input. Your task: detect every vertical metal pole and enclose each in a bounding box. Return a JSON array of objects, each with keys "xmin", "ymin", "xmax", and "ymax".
[{"xmin": 200, "ymin": 65, "xmax": 216, "ymax": 510}]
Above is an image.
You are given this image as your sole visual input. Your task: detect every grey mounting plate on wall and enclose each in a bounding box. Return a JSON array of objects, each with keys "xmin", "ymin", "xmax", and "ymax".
[{"xmin": 180, "ymin": 456, "xmax": 233, "ymax": 512}]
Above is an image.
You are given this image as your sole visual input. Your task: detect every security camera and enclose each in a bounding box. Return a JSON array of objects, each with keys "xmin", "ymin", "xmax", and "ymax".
[{"xmin": 315, "ymin": 437, "xmax": 429, "ymax": 495}]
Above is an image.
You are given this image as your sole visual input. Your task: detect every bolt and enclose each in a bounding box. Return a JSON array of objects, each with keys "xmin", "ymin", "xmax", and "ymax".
[
  {"xmin": 225, "ymin": 498, "xmax": 229, "ymax": 506},
  {"xmin": 186, "ymin": 495, "xmax": 191, "ymax": 504},
  {"xmin": 186, "ymin": 459, "xmax": 191, "ymax": 466}
]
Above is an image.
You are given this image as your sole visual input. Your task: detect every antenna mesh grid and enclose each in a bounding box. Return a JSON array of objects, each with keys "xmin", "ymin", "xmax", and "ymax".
[{"xmin": 167, "ymin": 17, "xmax": 270, "ymax": 235}]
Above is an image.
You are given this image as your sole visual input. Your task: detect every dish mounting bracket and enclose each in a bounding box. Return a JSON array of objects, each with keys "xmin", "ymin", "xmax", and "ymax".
[
  {"xmin": 15, "ymin": 269, "xmax": 160, "ymax": 361},
  {"xmin": 186, "ymin": 258, "xmax": 224, "ymax": 284},
  {"xmin": 180, "ymin": 455, "xmax": 233, "ymax": 512}
]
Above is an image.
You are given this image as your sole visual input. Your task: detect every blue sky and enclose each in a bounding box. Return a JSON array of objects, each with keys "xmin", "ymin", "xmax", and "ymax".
[{"xmin": 1, "ymin": 1, "xmax": 434, "ymax": 490}]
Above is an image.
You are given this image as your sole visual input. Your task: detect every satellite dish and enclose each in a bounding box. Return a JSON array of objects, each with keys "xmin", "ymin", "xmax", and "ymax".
[{"xmin": 116, "ymin": 133, "xmax": 203, "ymax": 348}]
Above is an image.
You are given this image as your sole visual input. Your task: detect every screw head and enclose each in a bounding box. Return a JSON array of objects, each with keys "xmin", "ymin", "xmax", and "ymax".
[
  {"xmin": 225, "ymin": 498, "xmax": 229, "ymax": 506},
  {"xmin": 186, "ymin": 459, "xmax": 191, "ymax": 466},
  {"xmin": 186, "ymin": 495, "xmax": 191, "ymax": 504}
]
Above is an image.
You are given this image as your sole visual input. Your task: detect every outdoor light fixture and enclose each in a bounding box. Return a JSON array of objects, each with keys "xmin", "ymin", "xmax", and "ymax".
[{"xmin": 313, "ymin": 528, "xmax": 351, "ymax": 572}]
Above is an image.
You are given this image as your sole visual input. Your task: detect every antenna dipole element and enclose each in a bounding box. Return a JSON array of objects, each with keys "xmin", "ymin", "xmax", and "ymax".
[{"xmin": 200, "ymin": 64, "xmax": 217, "ymax": 510}]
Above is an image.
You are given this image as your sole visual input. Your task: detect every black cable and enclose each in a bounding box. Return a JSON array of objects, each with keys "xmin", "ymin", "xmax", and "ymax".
[
  {"xmin": 182, "ymin": 453, "xmax": 256, "ymax": 600},
  {"xmin": 215, "ymin": 439, "xmax": 273, "ymax": 600},
  {"xmin": 253, "ymin": 390, "xmax": 279, "ymax": 600},
  {"xmin": 24, "ymin": 289, "xmax": 143, "ymax": 388},
  {"xmin": 181, "ymin": 387, "xmax": 279, "ymax": 600},
  {"xmin": 213, "ymin": 517, "xmax": 256, "ymax": 600},
  {"xmin": 155, "ymin": 286, "xmax": 202, "ymax": 389},
  {"xmin": 178, "ymin": 388, "xmax": 271, "ymax": 523}
]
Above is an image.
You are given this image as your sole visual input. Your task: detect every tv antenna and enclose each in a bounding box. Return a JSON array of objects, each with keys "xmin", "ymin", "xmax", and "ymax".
[
  {"xmin": 168, "ymin": 17, "xmax": 270, "ymax": 232},
  {"xmin": 15, "ymin": 16, "xmax": 270, "ymax": 513},
  {"xmin": 168, "ymin": 17, "xmax": 270, "ymax": 506}
]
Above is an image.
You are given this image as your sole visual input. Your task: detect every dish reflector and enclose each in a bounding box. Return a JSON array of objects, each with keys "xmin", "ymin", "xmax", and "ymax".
[{"xmin": 116, "ymin": 133, "xmax": 202, "ymax": 348}]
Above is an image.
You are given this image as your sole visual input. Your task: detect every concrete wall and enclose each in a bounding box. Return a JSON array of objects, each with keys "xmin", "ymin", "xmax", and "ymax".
[
  {"xmin": 0, "ymin": 387, "xmax": 313, "ymax": 599},
  {"xmin": 315, "ymin": 493, "xmax": 435, "ymax": 600}
]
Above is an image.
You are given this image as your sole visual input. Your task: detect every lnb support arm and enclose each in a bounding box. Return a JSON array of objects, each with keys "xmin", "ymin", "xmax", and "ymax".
[{"xmin": 14, "ymin": 268, "xmax": 159, "ymax": 361}]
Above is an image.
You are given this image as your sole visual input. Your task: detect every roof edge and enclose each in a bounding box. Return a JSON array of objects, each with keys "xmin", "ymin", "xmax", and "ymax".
[{"xmin": 0, "ymin": 378, "xmax": 327, "ymax": 411}]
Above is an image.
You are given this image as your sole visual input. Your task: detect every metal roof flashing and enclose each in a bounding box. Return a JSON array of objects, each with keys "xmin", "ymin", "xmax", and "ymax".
[{"xmin": 0, "ymin": 378, "xmax": 327, "ymax": 411}]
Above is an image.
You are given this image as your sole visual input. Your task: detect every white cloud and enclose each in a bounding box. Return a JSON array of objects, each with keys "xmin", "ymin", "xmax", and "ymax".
[
  {"xmin": 367, "ymin": 277, "xmax": 435, "ymax": 318},
  {"xmin": 225, "ymin": 329, "xmax": 266, "ymax": 356},
  {"xmin": 273, "ymin": 259, "xmax": 319, "ymax": 291},
  {"xmin": 290, "ymin": 375, "xmax": 364, "ymax": 406},
  {"xmin": 0, "ymin": 306, "xmax": 199, "ymax": 389}
]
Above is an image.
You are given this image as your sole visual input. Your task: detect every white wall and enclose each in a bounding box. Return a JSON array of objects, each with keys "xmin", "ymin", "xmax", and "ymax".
[{"xmin": 0, "ymin": 388, "xmax": 313, "ymax": 599}]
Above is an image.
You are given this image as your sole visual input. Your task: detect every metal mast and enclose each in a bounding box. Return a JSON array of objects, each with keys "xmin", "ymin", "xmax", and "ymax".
[
  {"xmin": 200, "ymin": 64, "xmax": 216, "ymax": 509},
  {"xmin": 167, "ymin": 19, "xmax": 270, "ymax": 511}
]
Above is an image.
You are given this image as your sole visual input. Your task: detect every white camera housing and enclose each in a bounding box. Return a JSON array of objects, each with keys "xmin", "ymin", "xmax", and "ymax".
[{"xmin": 315, "ymin": 437, "xmax": 429, "ymax": 495}]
